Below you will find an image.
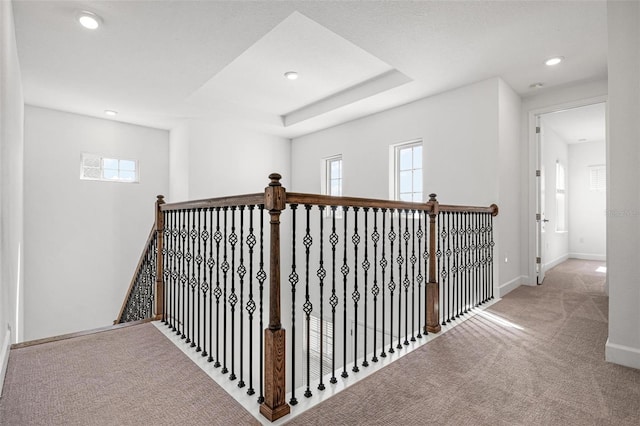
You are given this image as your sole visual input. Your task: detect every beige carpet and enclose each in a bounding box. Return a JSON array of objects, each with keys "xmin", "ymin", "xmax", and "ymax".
[
  {"xmin": 0, "ymin": 323, "xmax": 260, "ymax": 426},
  {"xmin": 286, "ymin": 260, "xmax": 640, "ymax": 425}
]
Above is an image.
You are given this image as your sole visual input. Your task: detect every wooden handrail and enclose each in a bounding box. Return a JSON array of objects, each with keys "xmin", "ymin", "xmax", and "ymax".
[
  {"xmin": 160, "ymin": 193, "xmax": 265, "ymax": 211},
  {"xmin": 286, "ymin": 192, "xmax": 436, "ymax": 212},
  {"xmin": 114, "ymin": 225, "xmax": 157, "ymax": 324}
]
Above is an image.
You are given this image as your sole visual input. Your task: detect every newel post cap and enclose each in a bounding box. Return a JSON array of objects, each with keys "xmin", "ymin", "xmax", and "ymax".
[{"xmin": 268, "ymin": 173, "xmax": 282, "ymax": 187}]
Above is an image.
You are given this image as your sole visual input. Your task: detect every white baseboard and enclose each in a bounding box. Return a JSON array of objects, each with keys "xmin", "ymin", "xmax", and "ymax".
[
  {"xmin": 569, "ymin": 253, "xmax": 607, "ymax": 261},
  {"xmin": 606, "ymin": 339, "xmax": 640, "ymax": 370},
  {"xmin": 498, "ymin": 275, "xmax": 526, "ymax": 297},
  {"xmin": 544, "ymin": 254, "xmax": 569, "ymax": 271},
  {"xmin": 0, "ymin": 326, "xmax": 11, "ymax": 397}
]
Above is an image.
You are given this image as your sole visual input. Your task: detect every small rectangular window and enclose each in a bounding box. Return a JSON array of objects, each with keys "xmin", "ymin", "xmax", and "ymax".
[
  {"xmin": 393, "ymin": 141, "xmax": 423, "ymax": 202},
  {"xmin": 325, "ymin": 156, "xmax": 342, "ymax": 197},
  {"xmin": 81, "ymin": 153, "xmax": 139, "ymax": 183},
  {"xmin": 589, "ymin": 165, "xmax": 606, "ymax": 191}
]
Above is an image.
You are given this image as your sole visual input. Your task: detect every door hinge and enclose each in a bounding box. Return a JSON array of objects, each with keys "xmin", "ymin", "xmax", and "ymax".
[
  {"xmin": 536, "ymin": 170, "xmax": 541, "ymax": 177},
  {"xmin": 536, "ymin": 213, "xmax": 541, "ymax": 221},
  {"xmin": 536, "ymin": 126, "xmax": 541, "ymax": 134},
  {"xmin": 536, "ymin": 257, "xmax": 541, "ymax": 264}
]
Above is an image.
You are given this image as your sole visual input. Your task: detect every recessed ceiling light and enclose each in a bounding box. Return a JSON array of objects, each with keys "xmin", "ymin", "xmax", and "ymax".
[
  {"xmin": 104, "ymin": 110, "xmax": 118, "ymax": 116},
  {"xmin": 578, "ymin": 138, "xmax": 587, "ymax": 142},
  {"xmin": 284, "ymin": 71, "xmax": 298, "ymax": 81},
  {"xmin": 529, "ymin": 82, "xmax": 544, "ymax": 89},
  {"xmin": 545, "ymin": 56, "xmax": 564, "ymax": 66},
  {"xmin": 77, "ymin": 11, "xmax": 102, "ymax": 30}
]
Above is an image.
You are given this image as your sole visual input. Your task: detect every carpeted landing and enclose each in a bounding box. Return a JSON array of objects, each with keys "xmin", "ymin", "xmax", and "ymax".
[
  {"xmin": 284, "ymin": 260, "xmax": 640, "ymax": 425},
  {"xmin": 2, "ymin": 260, "xmax": 638, "ymax": 425}
]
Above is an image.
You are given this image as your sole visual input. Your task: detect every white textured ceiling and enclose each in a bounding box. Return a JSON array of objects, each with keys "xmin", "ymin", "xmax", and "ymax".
[{"xmin": 12, "ymin": 0, "xmax": 608, "ymax": 137}]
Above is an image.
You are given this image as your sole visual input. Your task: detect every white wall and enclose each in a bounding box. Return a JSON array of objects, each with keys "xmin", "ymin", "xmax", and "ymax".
[
  {"xmin": 23, "ymin": 106, "xmax": 169, "ymax": 341},
  {"xmin": 169, "ymin": 119, "xmax": 291, "ymax": 202},
  {"xmin": 539, "ymin": 122, "xmax": 569, "ymax": 268},
  {"xmin": 520, "ymin": 79, "xmax": 607, "ymax": 285},
  {"xmin": 605, "ymin": 0, "xmax": 640, "ymax": 370},
  {"xmin": 568, "ymin": 141, "xmax": 606, "ymax": 260},
  {"xmin": 0, "ymin": 0, "xmax": 24, "ymax": 390},
  {"xmin": 498, "ymin": 79, "xmax": 523, "ymax": 295}
]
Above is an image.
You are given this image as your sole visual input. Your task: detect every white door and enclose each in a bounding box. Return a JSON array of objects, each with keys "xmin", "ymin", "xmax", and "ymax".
[{"xmin": 535, "ymin": 116, "xmax": 548, "ymax": 284}]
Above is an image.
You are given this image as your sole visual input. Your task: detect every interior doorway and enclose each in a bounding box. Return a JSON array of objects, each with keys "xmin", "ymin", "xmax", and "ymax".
[{"xmin": 534, "ymin": 102, "xmax": 606, "ymax": 284}]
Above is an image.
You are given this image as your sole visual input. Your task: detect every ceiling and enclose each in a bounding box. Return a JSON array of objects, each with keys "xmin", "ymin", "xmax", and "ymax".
[
  {"xmin": 12, "ymin": 0, "xmax": 608, "ymax": 138},
  {"xmin": 541, "ymin": 102, "xmax": 606, "ymax": 144}
]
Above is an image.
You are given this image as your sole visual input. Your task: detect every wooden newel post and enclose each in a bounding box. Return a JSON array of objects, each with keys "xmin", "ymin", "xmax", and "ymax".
[
  {"xmin": 260, "ymin": 173, "xmax": 291, "ymax": 422},
  {"xmin": 154, "ymin": 195, "xmax": 166, "ymax": 321},
  {"xmin": 426, "ymin": 193, "xmax": 441, "ymax": 334}
]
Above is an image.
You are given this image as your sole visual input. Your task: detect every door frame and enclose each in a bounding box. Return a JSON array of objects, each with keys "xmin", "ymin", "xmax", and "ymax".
[{"xmin": 527, "ymin": 95, "xmax": 608, "ymax": 285}]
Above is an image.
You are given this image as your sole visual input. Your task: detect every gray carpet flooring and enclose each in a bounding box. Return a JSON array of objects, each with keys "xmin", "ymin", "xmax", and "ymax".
[
  {"xmin": 0, "ymin": 322, "xmax": 260, "ymax": 425},
  {"xmin": 285, "ymin": 259, "xmax": 640, "ymax": 425},
  {"xmin": 1, "ymin": 260, "xmax": 638, "ymax": 425}
]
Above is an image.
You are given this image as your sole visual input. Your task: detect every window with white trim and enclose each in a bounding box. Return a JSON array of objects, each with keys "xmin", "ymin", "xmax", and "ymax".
[
  {"xmin": 555, "ymin": 161, "xmax": 567, "ymax": 232},
  {"xmin": 325, "ymin": 156, "xmax": 342, "ymax": 197},
  {"xmin": 393, "ymin": 141, "xmax": 423, "ymax": 202},
  {"xmin": 81, "ymin": 153, "xmax": 139, "ymax": 183},
  {"xmin": 589, "ymin": 165, "xmax": 606, "ymax": 191}
]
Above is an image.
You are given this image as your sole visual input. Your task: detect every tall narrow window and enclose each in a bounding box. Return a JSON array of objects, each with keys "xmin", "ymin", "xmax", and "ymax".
[
  {"xmin": 589, "ymin": 165, "xmax": 606, "ymax": 191},
  {"xmin": 304, "ymin": 315, "xmax": 334, "ymax": 381},
  {"xmin": 394, "ymin": 141, "xmax": 423, "ymax": 202},
  {"xmin": 555, "ymin": 161, "xmax": 567, "ymax": 232},
  {"xmin": 81, "ymin": 153, "xmax": 139, "ymax": 183},
  {"xmin": 325, "ymin": 155, "xmax": 342, "ymax": 196}
]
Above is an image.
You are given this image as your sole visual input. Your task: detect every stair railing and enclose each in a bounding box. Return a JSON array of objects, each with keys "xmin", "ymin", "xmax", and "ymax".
[{"xmin": 116, "ymin": 173, "xmax": 498, "ymax": 422}]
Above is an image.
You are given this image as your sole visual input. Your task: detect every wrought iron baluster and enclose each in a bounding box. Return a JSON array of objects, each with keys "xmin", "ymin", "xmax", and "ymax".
[
  {"xmin": 436, "ymin": 213, "xmax": 443, "ymax": 326},
  {"xmin": 388, "ymin": 208, "xmax": 396, "ymax": 354},
  {"xmin": 380, "ymin": 208, "xmax": 387, "ymax": 358},
  {"xmin": 221, "ymin": 207, "xmax": 229, "ymax": 374},
  {"xmin": 341, "ymin": 206, "xmax": 350, "ymax": 378},
  {"xmin": 489, "ymin": 214, "xmax": 495, "ymax": 300},
  {"xmin": 352, "ymin": 206, "xmax": 360, "ymax": 373},
  {"xmin": 196, "ymin": 209, "xmax": 204, "ymax": 353},
  {"xmin": 402, "ymin": 210, "xmax": 410, "ymax": 347},
  {"xmin": 257, "ymin": 205, "xmax": 266, "ymax": 404},
  {"xmin": 317, "ymin": 206, "xmax": 326, "ymax": 391},
  {"xmin": 446, "ymin": 212, "xmax": 452, "ymax": 323},
  {"xmin": 453, "ymin": 212, "xmax": 460, "ymax": 318},
  {"xmin": 206, "ymin": 208, "xmax": 214, "ymax": 361},
  {"xmin": 229, "ymin": 206, "xmax": 238, "ymax": 381},
  {"xmin": 473, "ymin": 213, "xmax": 479, "ymax": 307},
  {"xmin": 371, "ymin": 208, "xmax": 380, "ymax": 362},
  {"xmin": 213, "ymin": 207, "xmax": 223, "ymax": 367},
  {"xmin": 171, "ymin": 211, "xmax": 179, "ymax": 332},
  {"xmin": 410, "ymin": 210, "xmax": 417, "ymax": 342},
  {"xmin": 423, "ymin": 210, "xmax": 430, "ymax": 334},
  {"xmin": 397, "ymin": 210, "xmax": 405, "ymax": 349},
  {"xmin": 237, "ymin": 205, "xmax": 246, "ymax": 388},
  {"xmin": 329, "ymin": 206, "xmax": 338, "ymax": 384},
  {"xmin": 163, "ymin": 211, "xmax": 170, "ymax": 325},
  {"xmin": 303, "ymin": 204, "xmax": 313, "ymax": 397},
  {"xmin": 289, "ymin": 204, "xmax": 299, "ymax": 405},
  {"xmin": 189, "ymin": 209, "xmax": 198, "ymax": 348},
  {"xmin": 246, "ymin": 205, "xmax": 256, "ymax": 395},
  {"xmin": 186, "ymin": 210, "xmax": 193, "ymax": 344},
  {"xmin": 416, "ymin": 211, "xmax": 424, "ymax": 339},
  {"xmin": 362, "ymin": 207, "xmax": 370, "ymax": 367},
  {"xmin": 180, "ymin": 210, "xmax": 187, "ymax": 339},
  {"xmin": 465, "ymin": 212, "xmax": 472, "ymax": 313}
]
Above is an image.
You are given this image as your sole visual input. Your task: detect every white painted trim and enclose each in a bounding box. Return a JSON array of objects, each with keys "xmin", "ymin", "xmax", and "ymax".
[
  {"xmin": 569, "ymin": 253, "xmax": 606, "ymax": 261},
  {"xmin": 0, "ymin": 327, "xmax": 11, "ymax": 397},
  {"xmin": 605, "ymin": 339, "xmax": 640, "ymax": 370},
  {"xmin": 498, "ymin": 275, "xmax": 525, "ymax": 297},
  {"xmin": 544, "ymin": 253, "xmax": 569, "ymax": 272}
]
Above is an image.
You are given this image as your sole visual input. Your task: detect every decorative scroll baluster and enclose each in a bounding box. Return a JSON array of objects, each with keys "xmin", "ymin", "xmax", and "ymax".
[
  {"xmin": 169, "ymin": 212, "xmax": 177, "ymax": 331},
  {"xmin": 402, "ymin": 210, "xmax": 410, "ymax": 347},
  {"xmin": 388, "ymin": 209, "xmax": 396, "ymax": 354},
  {"xmin": 257, "ymin": 205, "xmax": 266, "ymax": 404},
  {"xmin": 438, "ymin": 213, "xmax": 446, "ymax": 326},
  {"xmin": 489, "ymin": 213, "xmax": 495, "ymax": 300},
  {"xmin": 246, "ymin": 205, "xmax": 257, "ymax": 395},
  {"xmin": 197, "ymin": 209, "xmax": 206, "ymax": 353},
  {"xmin": 207, "ymin": 208, "xmax": 214, "ymax": 361},
  {"xmin": 465, "ymin": 212, "xmax": 471, "ymax": 312},
  {"xmin": 189, "ymin": 210, "xmax": 198, "ymax": 347},
  {"xmin": 341, "ymin": 206, "xmax": 350, "ymax": 378},
  {"xmin": 397, "ymin": 210, "xmax": 405, "ymax": 349},
  {"xmin": 362, "ymin": 207, "xmax": 370, "ymax": 367},
  {"xmin": 185, "ymin": 210, "xmax": 193, "ymax": 343},
  {"xmin": 237, "ymin": 205, "xmax": 246, "ymax": 388},
  {"xmin": 303, "ymin": 204, "xmax": 313, "ymax": 398},
  {"xmin": 288, "ymin": 204, "xmax": 299, "ymax": 405},
  {"xmin": 446, "ymin": 212, "xmax": 452, "ymax": 323},
  {"xmin": 213, "ymin": 208, "xmax": 222, "ymax": 367},
  {"xmin": 162, "ymin": 211, "xmax": 170, "ymax": 324},
  {"xmin": 317, "ymin": 206, "xmax": 326, "ymax": 391},
  {"xmin": 180, "ymin": 210, "xmax": 187, "ymax": 339},
  {"xmin": 410, "ymin": 210, "xmax": 417, "ymax": 342},
  {"xmin": 416, "ymin": 211, "xmax": 423, "ymax": 339},
  {"xmin": 380, "ymin": 208, "xmax": 387, "ymax": 358},
  {"xmin": 371, "ymin": 208, "xmax": 380, "ymax": 362},
  {"xmin": 229, "ymin": 206, "xmax": 238, "ymax": 381},
  {"xmin": 221, "ymin": 207, "xmax": 229, "ymax": 374},
  {"xmin": 351, "ymin": 207, "xmax": 360, "ymax": 373},
  {"xmin": 329, "ymin": 206, "xmax": 339, "ymax": 384}
]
